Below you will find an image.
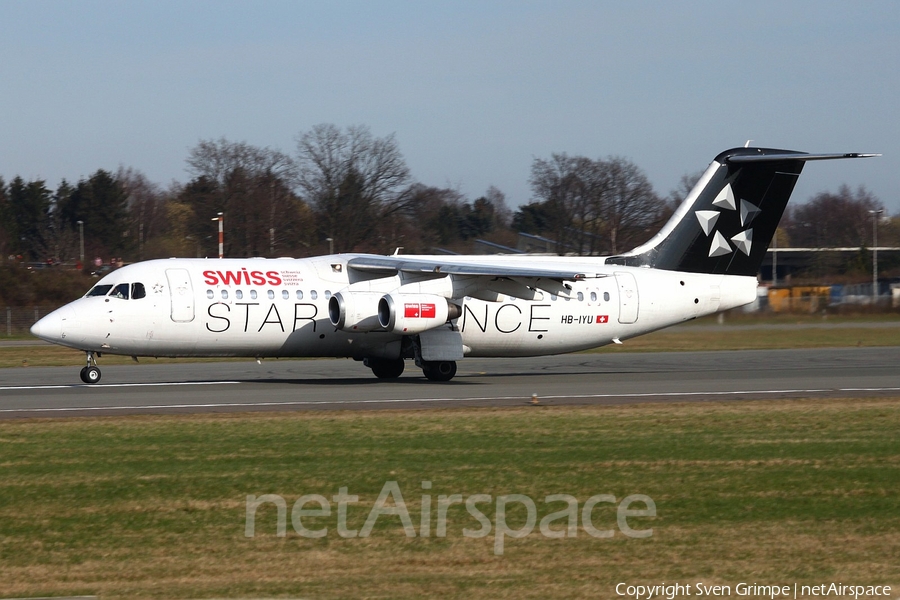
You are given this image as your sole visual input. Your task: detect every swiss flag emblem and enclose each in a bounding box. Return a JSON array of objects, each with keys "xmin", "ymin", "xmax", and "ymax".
[{"xmin": 596, "ymin": 315, "xmax": 609, "ymax": 324}]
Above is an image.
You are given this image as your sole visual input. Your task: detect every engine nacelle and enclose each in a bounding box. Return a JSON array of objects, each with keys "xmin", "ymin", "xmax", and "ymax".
[
  {"xmin": 328, "ymin": 291, "xmax": 384, "ymax": 332},
  {"xmin": 377, "ymin": 293, "xmax": 461, "ymax": 334}
]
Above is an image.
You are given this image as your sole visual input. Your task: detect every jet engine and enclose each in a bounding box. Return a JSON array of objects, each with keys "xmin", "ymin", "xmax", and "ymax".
[
  {"xmin": 377, "ymin": 293, "xmax": 461, "ymax": 334},
  {"xmin": 328, "ymin": 291, "xmax": 384, "ymax": 332}
]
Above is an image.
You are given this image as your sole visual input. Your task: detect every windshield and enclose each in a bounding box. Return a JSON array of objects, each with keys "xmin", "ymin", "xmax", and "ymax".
[
  {"xmin": 109, "ymin": 283, "xmax": 130, "ymax": 299},
  {"xmin": 85, "ymin": 284, "xmax": 113, "ymax": 297}
]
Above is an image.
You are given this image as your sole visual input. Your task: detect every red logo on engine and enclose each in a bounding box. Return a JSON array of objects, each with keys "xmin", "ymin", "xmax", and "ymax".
[{"xmin": 404, "ymin": 303, "xmax": 436, "ymax": 318}]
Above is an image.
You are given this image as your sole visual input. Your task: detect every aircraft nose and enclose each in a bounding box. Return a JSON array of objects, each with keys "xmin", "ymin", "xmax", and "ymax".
[{"xmin": 31, "ymin": 305, "xmax": 75, "ymax": 342}]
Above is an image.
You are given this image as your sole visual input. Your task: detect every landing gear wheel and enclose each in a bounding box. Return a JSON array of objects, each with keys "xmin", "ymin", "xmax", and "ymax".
[
  {"xmin": 80, "ymin": 351, "xmax": 101, "ymax": 384},
  {"xmin": 422, "ymin": 360, "xmax": 457, "ymax": 382},
  {"xmin": 81, "ymin": 365, "xmax": 101, "ymax": 384},
  {"xmin": 366, "ymin": 358, "xmax": 405, "ymax": 379}
]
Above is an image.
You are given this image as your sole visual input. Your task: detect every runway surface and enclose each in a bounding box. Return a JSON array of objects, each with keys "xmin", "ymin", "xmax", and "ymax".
[{"xmin": 1, "ymin": 347, "xmax": 899, "ymax": 418}]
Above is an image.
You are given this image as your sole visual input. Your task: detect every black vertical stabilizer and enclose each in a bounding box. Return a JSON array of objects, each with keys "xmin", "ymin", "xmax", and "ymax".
[{"xmin": 606, "ymin": 147, "xmax": 877, "ymax": 276}]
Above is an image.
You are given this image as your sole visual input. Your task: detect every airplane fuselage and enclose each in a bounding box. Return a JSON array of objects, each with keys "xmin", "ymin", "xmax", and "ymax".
[{"xmin": 38, "ymin": 255, "xmax": 756, "ymax": 360}]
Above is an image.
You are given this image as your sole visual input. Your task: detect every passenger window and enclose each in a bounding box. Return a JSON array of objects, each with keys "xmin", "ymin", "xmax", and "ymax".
[
  {"xmin": 221, "ymin": 290, "xmax": 229, "ymax": 299},
  {"xmin": 310, "ymin": 290, "xmax": 318, "ymax": 300},
  {"xmin": 590, "ymin": 291, "xmax": 598, "ymax": 302},
  {"xmin": 282, "ymin": 290, "xmax": 289, "ymax": 300},
  {"xmin": 207, "ymin": 290, "xmax": 214, "ymax": 299},
  {"xmin": 110, "ymin": 283, "xmax": 129, "ymax": 299},
  {"xmin": 250, "ymin": 290, "xmax": 258, "ymax": 300},
  {"xmin": 325, "ymin": 290, "xmax": 332, "ymax": 299},
  {"xmin": 550, "ymin": 294, "xmax": 558, "ymax": 301},
  {"xmin": 577, "ymin": 292, "xmax": 584, "ymax": 302},
  {"xmin": 296, "ymin": 290, "xmax": 304, "ymax": 300},
  {"xmin": 267, "ymin": 290, "xmax": 275, "ymax": 300},
  {"xmin": 235, "ymin": 290, "xmax": 243, "ymax": 300},
  {"xmin": 132, "ymin": 283, "xmax": 146, "ymax": 299},
  {"xmin": 86, "ymin": 284, "xmax": 113, "ymax": 297},
  {"xmin": 604, "ymin": 292, "xmax": 610, "ymax": 302}
]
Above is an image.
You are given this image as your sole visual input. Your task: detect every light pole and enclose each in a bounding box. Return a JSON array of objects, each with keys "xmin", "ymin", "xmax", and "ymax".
[
  {"xmin": 76, "ymin": 220, "xmax": 84, "ymax": 266},
  {"xmin": 869, "ymin": 209, "xmax": 883, "ymax": 306},
  {"xmin": 772, "ymin": 230, "xmax": 778, "ymax": 286},
  {"xmin": 211, "ymin": 212, "xmax": 224, "ymax": 258},
  {"xmin": 326, "ymin": 237, "xmax": 334, "ymax": 255}
]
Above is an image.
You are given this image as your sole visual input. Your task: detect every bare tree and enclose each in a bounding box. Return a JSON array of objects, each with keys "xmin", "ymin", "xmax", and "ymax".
[
  {"xmin": 118, "ymin": 167, "xmax": 169, "ymax": 260},
  {"xmin": 666, "ymin": 171, "xmax": 703, "ymax": 208},
  {"xmin": 600, "ymin": 157, "xmax": 665, "ymax": 254},
  {"xmin": 783, "ymin": 185, "xmax": 885, "ymax": 278},
  {"xmin": 484, "ymin": 185, "xmax": 511, "ymax": 228},
  {"xmin": 295, "ymin": 124, "xmax": 411, "ymax": 252},
  {"xmin": 183, "ymin": 139, "xmax": 308, "ymax": 257},
  {"xmin": 529, "ymin": 153, "xmax": 598, "ymax": 254},
  {"xmin": 785, "ymin": 185, "xmax": 883, "ymax": 248},
  {"xmin": 186, "ymin": 138, "xmax": 296, "ymax": 185},
  {"xmin": 526, "ymin": 154, "xmax": 664, "ymax": 255}
]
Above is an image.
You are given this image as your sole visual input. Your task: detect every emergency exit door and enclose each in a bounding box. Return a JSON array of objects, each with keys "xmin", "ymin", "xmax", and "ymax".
[
  {"xmin": 615, "ymin": 272, "xmax": 639, "ymax": 324},
  {"xmin": 166, "ymin": 268, "xmax": 195, "ymax": 322}
]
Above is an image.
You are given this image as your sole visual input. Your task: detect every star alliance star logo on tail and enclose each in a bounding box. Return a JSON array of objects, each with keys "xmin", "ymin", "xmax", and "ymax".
[{"xmin": 694, "ymin": 183, "xmax": 759, "ymax": 258}]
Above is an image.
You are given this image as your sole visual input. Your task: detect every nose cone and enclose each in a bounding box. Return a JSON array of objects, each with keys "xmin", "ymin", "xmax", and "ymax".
[{"xmin": 31, "ymin": 305, "xmax": 75, "ymax": 343}]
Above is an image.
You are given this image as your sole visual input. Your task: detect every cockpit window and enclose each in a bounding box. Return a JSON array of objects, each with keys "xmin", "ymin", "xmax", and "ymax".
[
  {"xmin": 132, "ymin": 283, "xmax": 146, "ymax": 299},
  {"xmin": 86, "ymin": 284, "xmax": 113, "ymax": 297},
  {"xmin": 110, "ymin": 283, "xmax": 130, "ymax": 299}
]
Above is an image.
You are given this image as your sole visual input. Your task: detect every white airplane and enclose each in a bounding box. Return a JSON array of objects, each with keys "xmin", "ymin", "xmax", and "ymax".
[{"xmin": 31, "ymin": 147, "xmax": 876, "ymax": 384}]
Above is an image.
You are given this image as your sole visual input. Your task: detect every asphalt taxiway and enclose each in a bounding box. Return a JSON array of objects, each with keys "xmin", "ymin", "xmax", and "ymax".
[{"xmin": 1, "ymin": 346, "xmax": 899, "ymax": 418}]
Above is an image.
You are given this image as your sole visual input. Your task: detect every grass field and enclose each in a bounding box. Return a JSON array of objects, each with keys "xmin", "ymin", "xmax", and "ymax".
[{"xmin": 1, "ymin": 399, "xmax": 898, "ymax": 598}]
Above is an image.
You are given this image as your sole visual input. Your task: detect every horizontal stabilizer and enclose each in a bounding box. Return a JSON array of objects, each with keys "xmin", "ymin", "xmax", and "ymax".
[{"xmin": 728, "ymin": 152, "xmax": 880, "ymax": 163}]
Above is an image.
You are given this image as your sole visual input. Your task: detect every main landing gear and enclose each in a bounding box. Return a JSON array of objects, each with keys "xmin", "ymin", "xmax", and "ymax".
[
  {"xmin": 79, "ymin": 351, "xmax": 101, "ymax": 384},
  {"xmin": 365, "ymin": 357, "xmax": 405, "ymax": 379},
  {"xmin": 364, "ymin": 335, "xmax": 458, "ymax": 382},
  {"xmin": 420, "ymin": 360, "xmax": 457, "ymax": 382},
  {"xmin": 364, "ymin": 357, "xmax": 458, "ymax": 382}
]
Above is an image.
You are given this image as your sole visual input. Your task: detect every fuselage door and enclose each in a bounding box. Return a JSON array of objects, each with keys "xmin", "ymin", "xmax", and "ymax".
[
  {"xmin": 615, "ymin": 271, "xmax": 639, "ymax": 324},
  {"xmin": 166, "ymin": 268, "xmax": 195, "ymax": 322}
]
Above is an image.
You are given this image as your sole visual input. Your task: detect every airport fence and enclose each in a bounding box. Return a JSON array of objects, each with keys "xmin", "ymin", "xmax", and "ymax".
[{"xmin": 4, "ymin": 306, "xmax": 51, "ymax": 337}]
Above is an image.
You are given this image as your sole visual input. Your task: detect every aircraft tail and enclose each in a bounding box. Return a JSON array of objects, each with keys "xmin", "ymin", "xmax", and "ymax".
[{"xmin": 607, "ymin": 147, "xmax": 877, "ymax": 276}]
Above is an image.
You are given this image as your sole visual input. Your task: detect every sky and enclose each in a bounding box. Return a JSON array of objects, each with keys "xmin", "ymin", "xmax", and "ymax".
[{"xmin": 1, "ymin": 1, "xmax": 898, "ymax": 214}]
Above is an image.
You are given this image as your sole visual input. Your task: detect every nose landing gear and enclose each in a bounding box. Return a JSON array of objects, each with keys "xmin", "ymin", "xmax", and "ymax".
[{"xmin": 79, "ymin": 351, "xmax": 101, "ymax": 384}]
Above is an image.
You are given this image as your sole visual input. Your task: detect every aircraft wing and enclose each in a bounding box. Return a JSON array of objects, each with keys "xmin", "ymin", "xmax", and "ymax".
[{"xmin": 346, "ymin": 255, "xmax": 604, "ymax": 281}]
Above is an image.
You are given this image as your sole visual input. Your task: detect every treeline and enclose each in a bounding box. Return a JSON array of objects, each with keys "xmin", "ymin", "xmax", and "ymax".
[{"xmin": 0, "ymin": 125, "xmax": 896, "ymax": 278}]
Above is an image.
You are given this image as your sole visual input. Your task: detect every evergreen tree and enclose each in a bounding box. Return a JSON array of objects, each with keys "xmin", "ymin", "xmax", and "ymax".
[
  {"xmin": 59, "ymin": 170, "xmax": 132, "ymax": 259},
  {"xmin": 6, "ymin": 177, "xmax": 52, "ymax": 261}
]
